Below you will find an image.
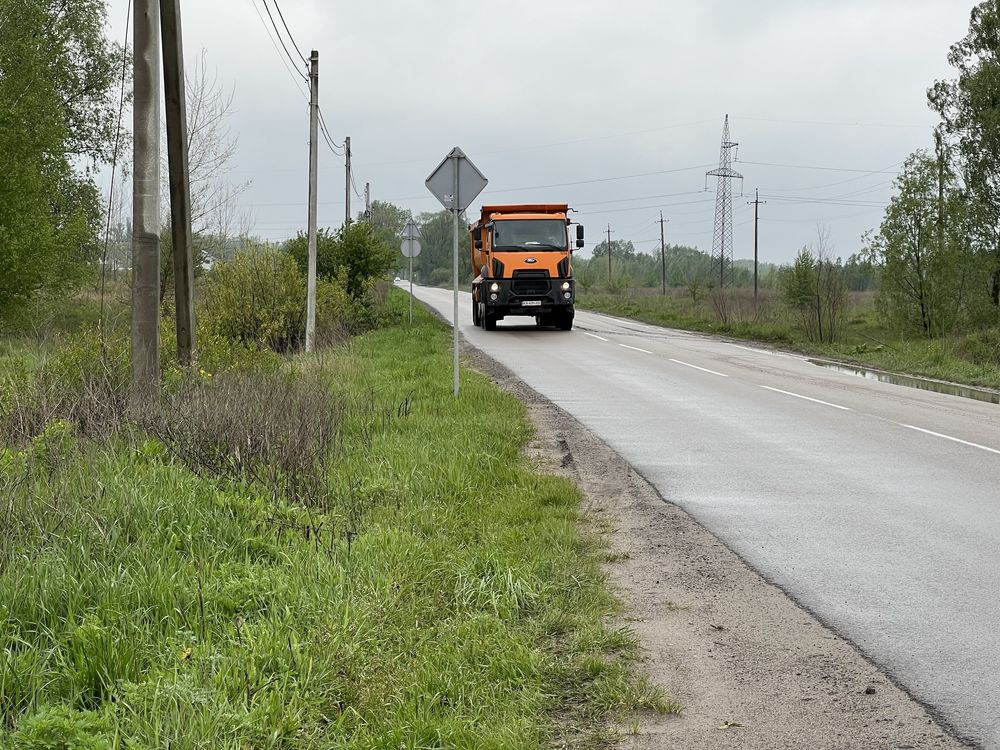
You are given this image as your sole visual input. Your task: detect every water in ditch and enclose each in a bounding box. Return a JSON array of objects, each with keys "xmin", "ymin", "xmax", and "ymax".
[{"xmin": 808, "ymin": 359, "xmax": 1000, "ymax": 406}]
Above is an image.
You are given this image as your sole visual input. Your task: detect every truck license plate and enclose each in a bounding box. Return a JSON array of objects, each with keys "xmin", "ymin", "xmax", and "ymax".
[{"xmin": 521, "ymin": 300, "xmax": 542, "ymax": 307}]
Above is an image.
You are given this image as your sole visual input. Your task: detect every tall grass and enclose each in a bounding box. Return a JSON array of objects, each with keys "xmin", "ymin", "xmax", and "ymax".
[{"xmin": 0, "ymin": 294, "xmax": 670, "ymax": 748}]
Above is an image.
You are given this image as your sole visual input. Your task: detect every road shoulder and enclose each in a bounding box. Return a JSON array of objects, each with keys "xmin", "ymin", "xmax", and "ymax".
[{"xmin": 466, "ymin": 346, "xmax": 971, "ymax": 750}]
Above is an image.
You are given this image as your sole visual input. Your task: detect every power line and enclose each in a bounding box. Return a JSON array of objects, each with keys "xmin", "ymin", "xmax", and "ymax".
[
  {"xmin": 736, "ymin": 115, "xmax": 930, "ymax": 130},
  {"xmin": 482, "ymin": 163, "xmax": 717, "ymax": 194},
  {"xmin": 758, "ymin": 160, "xmax": 904, "ymax": 193},
  {"xmin": 354, "ymin": 118, "xmax": 720, "ymax": 168},
  {"xmin": 271, "ymin": 0, "xmax": 308, "ymax": 64},
  {"xmin": 259, "ymin": 0, "xmax": 307, "ymax": 75},
  {"xmin": 740, "ymin": 160, "xmax": 899, "ymax": 174},
  {"xmin": 247, "ymin": 0, "xmax": 308, "ymax": 97}
]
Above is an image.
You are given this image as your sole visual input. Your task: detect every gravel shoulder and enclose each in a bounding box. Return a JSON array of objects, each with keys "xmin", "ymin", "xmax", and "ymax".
[{"xmin": 465, "ymin": 345, "xmax": 973, "ymax": 750}]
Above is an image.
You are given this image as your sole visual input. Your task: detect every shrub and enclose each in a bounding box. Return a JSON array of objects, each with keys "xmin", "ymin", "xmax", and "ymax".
[
  {"xmin": 286, "ymin": 222, "xmax": 396, "ymax": 299},
  {"xmin": 0, "ymin": 328, "xmax": 131, "ymax": 444},
  {"xmin": 8, "ymin": 706, "xmax": 112, "ymax": 750},
  {"xmin": 136, "ymin": 371, "xmax": 342, "ymax": 507},
  {"xmin": 953, "ymin": 327, "xmax": 1000, "ymax": 367},
  {"xmin": 199, "ymin": 246, "xmax": 305, "ymax": 353}
]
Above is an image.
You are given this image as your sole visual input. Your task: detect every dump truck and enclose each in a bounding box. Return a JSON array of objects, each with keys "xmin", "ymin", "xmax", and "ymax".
[{"xmin": 469, "ymin": 204, "xmax": 584, "ymax": 330}]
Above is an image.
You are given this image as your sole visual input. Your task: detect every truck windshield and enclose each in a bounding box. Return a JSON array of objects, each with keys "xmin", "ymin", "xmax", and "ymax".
[{"xmin": 492, "ymin": 220, "xmax": 567, "ymax": 251}]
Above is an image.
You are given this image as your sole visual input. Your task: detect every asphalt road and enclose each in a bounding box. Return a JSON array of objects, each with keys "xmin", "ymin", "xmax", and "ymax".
[{"xmin": 408, "ymin": 283, "xmax": 1000, "ymax": 748}]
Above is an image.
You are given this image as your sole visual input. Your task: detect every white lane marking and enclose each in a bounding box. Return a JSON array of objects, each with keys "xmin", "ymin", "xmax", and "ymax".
[
  {"xmin": 620, "ymin": 344, "xmax": 653, "ymax": 354},
  {"xmin": 760, "ymin": 385, "xmax": 851, "ymax": 411},
  {"xmin": 669, "ymin": 358, "xmax": 729, "ymax": 378},
  {"xmin": 899, "ymin": 424, "xmax": 1000, "ymax": 456},
  {"xmin": 582, "ymin": 331, "xmax": 609, "ymax": 342}
]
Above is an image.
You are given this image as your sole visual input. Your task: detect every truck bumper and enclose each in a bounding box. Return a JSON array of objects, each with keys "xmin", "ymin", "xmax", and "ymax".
[{"xmin": 478, "ymin": 278, "xmax": 575, "ymax": 318}]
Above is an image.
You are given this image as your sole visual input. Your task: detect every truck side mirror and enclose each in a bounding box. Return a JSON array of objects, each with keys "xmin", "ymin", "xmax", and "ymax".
[
  {"xmin": 576, "ymin": 225, "xmax": 585, "ymax": 249},
  {"xmin": 473, "ymin": 226, "xmax": 483, "ymax": 250}
]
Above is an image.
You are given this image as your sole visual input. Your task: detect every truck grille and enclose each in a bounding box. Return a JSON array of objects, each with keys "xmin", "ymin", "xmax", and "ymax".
[{"xmin": 512, "ymin": 270, "xmax": 549, "ymax": 295}]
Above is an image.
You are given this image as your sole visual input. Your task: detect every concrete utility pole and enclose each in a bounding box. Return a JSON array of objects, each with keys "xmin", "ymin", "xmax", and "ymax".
[
  {"xmin": 606, "ymin": 224, "xmax": 613, "ymax": 286},
  {"xmin": 160, "ymin": 0, "xmax": 195, "ymax": 366},
  {"xmin": 748, "ymin": 189, "xmax": 766, "ymax": 302},
  {"xmin": 657, "ymin": 211, "xmax": 669, "ymax": 296},
  {"xmin": 344, "ymin": 136, "xmax": 352, "ymax": 223},
  {"xmin": 305, "ymin": 50, "xmax": 319, "ymax": 352},
  {"xmin": 131, "ymin": 0, "xmax": 160, "ymax": 386}
]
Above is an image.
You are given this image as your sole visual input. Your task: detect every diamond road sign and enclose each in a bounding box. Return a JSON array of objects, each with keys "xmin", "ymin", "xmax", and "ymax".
[{"xmin": 425, "ymin": 147, "xmax": 488, "ymax": 212}]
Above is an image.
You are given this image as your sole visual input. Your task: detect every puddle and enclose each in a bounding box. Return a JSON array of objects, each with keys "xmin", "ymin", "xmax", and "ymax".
[{"xmin": 808, "ymin": 359, "xmax": 1000, "ymax": 406}]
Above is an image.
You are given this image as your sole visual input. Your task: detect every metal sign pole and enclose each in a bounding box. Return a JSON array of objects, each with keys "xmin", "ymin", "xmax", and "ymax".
[
  {"xmin": 400, "ymin": 219, "xmax": 421, "ymax": 328},
  {"xmin": 424, "ymin": 147, "xmax": 487, "ymax": 398},
  {"xmin": 452, "ymin": 154, "xmax": 460, "ymax": 397}
]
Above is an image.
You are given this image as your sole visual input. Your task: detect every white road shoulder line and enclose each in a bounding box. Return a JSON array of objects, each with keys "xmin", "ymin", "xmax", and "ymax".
[
  {"xmin": 899, "ymin": 424, "xmax": 1000, "ymax": 456},
  {"xmin": 760, "ymin": 385, "xmax": 851, "ymax": 411},
  {"xmin": 620, "ymin": 343, "xmax": 653, "ymax": 354},
  {"xmin": 582, "ymin": 331, "xmax": 609, "ymax": 342},
  {"xmin": 669, "ymin": 358, "xmax": 729, "ymax": 378}
]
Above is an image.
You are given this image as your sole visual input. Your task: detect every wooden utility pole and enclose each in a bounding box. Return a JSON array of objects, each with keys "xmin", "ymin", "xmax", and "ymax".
[
  {"xmin": 606, "ymin": 224, "xmax": 613, "ymax": 286},
  {"xmin": 748, "ymin": 189, "xmax": 766, "ymax": 302},
  {"xmin": 657, "ymin": 211, "xmax": 669, "ymax": 296},
  {"xmin": 160, "ymin": 0, "xmax": 195, "ymax": 366},
  {"xmin": 131, "ymin": 0, "xmax": 160, "ymax": 386},
  {"xmin": 344, "ymin": 136, "xmax": 352, "ymax": 223},
  {"xmin": 364, "ymin": 181, "xmax": 371, "ymax": 224},
  {"xmin": 305, "ymin": 50, "xmax": 319, "ymax": 353}
]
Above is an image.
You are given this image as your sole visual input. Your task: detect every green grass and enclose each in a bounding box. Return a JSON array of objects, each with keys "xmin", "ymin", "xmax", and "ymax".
[
  {"xmin": 0, "ymin": 295, "xmax": 672, "ymax": 749},
  {"xmin": 578, "ymin": 289, "xmax": 1000, "ymax": 390}
]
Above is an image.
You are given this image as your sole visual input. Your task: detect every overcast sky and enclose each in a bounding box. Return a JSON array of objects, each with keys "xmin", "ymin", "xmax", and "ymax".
[{"xmin": 102, "ymin": 0, "xmax": 974, "ymax": 263}]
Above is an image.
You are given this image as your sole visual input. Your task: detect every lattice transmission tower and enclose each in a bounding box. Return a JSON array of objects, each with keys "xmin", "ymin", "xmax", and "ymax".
[{"xmin": 705, "ymin": 115, "xmax": 743, "ymax": 288}]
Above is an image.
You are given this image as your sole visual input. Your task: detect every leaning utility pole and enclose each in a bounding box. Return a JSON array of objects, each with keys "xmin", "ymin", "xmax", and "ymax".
[
  {"xmin": 657, "ymin": 211, "xmax": 669, "ymax": 296},
  {"xmin": 606, "ymin": 224, "xmax": 613, "ymax": 286},
  {"xmin": 344, "ymin": 136, "xmax": 352, "ymax": 223},
  {"xmin": 305, "ymin": 50, "xmax": 319, "ymax": 352},
  {"xmin": 706, "ymin": 115, "xmax": 743, "ymax": 289},
  {"xmin": 131, "ymin": 0, "xmax": 160, "ymax": 386},
  {"xmin": 160, "ymin": 0, "xmax": 195, "ymax": 366},
  {"xmin": 748, "ymin": 189, "xmax": 766, "ymax": 301}
]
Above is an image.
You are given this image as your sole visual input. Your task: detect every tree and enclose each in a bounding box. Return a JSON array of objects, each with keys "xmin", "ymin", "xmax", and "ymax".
[
  {"xmin": 160, "ymin": 51, "xmax": 251, "ymax": 301},
  {"xmin": 811, "ymin": 227, "xmax": 849, "ymax": 344},
  {"xmin": 782, "ymin": 249, "xmax": 819, "ymax": 340},
  {"xmin": 0, "ymin": 0, "xmax": 122, "ymax": 319},
  {"xmin": 286, "ymin": 221, "xmax": 395, "ymax": 299},
  {"xmin": 928, "ymin": 1, "xmax": 1000, "ymax": 308},
  {"xmin": 414, "ymin": 210, "xmax": 471, "ymax": 286},
  {"xmin": 865, "ymin": 151, "xmax": 972, "ymax": 336}
]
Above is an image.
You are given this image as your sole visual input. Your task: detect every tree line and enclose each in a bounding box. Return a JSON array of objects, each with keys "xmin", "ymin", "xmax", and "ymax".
[{"xmin": 867, "ymin": 0, "xmax": 1000, "ymax": 337}]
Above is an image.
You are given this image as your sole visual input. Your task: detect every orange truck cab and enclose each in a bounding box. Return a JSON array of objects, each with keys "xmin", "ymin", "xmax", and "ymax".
[{"xmin": 469, "ymin": 204, "xmax": 584, "ymax": 330}]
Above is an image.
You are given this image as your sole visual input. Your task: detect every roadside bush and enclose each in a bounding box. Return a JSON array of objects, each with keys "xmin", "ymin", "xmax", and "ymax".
[
  {"xmin": 0, "ymin": 328, "xmax": 131, "ymax": 443},
  {"xmin": 286, "ymin": 222, "xmax": 396, "ymax": 299},
  {"xmin": 199, "ymin": 246, "xmax": 305, "ymax": 353},
  {"xmin": 137, "ymin": 371, "xmax": 342, "ymax": 507}
]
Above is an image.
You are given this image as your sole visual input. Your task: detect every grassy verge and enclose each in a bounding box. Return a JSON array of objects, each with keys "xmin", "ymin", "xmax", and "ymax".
[
  {"xmin": 578, "ymin": 290, "xmax": 1000, "ymax": 391},
  {"xmin": 0, "ymin": 294, "xmax": 670, "ymax": 749}
]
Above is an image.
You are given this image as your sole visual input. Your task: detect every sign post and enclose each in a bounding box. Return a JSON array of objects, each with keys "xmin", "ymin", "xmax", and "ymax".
[
  {"xmin": 399, "ymin": 219, "xmax": 421, "ymax": 325},
  {"xmin": 425, "ymin": 147, "xmax": 488, "ymax": 396}
]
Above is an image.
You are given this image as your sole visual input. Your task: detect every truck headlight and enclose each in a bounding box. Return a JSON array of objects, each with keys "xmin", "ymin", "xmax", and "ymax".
[
  {"xmin": 563, "ymin": 292, "xmax": 572, "ymax": 299},
  {"xmin": 490, "ymin": 293, "xmax": 498, "ymax": 301},
  {"xmin": 490, "ymin": 282, "xmax": 500, "ymax": 293},
  {"xmin": 561, "ymin": 282, "xmax": 571, "ymax": 291}
]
